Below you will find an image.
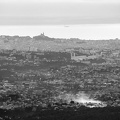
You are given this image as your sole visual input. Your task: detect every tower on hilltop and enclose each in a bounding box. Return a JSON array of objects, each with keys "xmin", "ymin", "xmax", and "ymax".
[{"xmin": 41, "ymin": 32, "xmax": 45, "ymax": 36}]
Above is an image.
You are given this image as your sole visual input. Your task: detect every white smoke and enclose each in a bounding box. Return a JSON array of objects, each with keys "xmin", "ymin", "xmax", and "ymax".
[
  {"xmin": 57, "ymin": 91, "xmax": 101, "ymax": 104},
  {"xmin": 55, "ymin": 91, "xmax": 107, "ymax": 108},
  {"xmin": 73, "ymin": 92, "xmax": 101, "ymax": 104}
]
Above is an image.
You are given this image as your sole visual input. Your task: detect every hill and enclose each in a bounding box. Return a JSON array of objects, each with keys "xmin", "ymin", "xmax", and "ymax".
[{"xmin": 0, "ymin": 34, "xmax": 120, "ymax": 51}]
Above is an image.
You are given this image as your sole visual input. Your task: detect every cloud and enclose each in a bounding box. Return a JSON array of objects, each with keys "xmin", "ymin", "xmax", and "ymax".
[{"xmin": 0, "ymin": 1, "xmax": 120, "ymax": 25}]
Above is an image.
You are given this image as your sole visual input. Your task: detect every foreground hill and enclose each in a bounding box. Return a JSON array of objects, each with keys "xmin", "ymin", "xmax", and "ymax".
[{"xmin": 1, "ymin": 106, "xmax": 120, "ymax": 120}]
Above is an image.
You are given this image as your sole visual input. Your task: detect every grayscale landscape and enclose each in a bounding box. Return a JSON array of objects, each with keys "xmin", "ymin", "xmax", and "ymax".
[{"xmin": 0, "ymin": 0, "xmax": 120, "ymax": 120}]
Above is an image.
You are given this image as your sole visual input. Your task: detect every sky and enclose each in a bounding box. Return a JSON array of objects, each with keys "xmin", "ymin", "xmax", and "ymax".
[
  {"xmin": 0, "ymin": 0, "xmax": 120, "ymax": 25},
  {"xmin": 0, "ymin": 0, "xmax": 120, "ymax": 39}
]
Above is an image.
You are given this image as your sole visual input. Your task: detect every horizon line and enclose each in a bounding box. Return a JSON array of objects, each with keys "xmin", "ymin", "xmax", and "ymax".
[{"xmin": 0, "ymin": 33, "xmax": 119, "ymax": 41}]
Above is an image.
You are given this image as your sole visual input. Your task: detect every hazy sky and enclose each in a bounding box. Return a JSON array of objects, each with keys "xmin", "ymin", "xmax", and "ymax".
[
  {"xmin": 0, "ymin": 0, "xmax": 120, "ymax": 39},
  {"xmin": 0, "ymin": 0, "xmax": 120, "ymax": 25}
]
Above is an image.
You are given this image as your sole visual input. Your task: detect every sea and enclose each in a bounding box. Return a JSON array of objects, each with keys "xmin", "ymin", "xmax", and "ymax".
[{"xmin": 0, "ymin": 24, "xmax": 120, "ymax": 40}]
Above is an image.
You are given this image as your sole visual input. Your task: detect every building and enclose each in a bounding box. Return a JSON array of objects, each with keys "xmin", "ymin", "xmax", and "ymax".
[{"xmin": 71, "ymin": 52, "xmax": 98, "ymax": 62}]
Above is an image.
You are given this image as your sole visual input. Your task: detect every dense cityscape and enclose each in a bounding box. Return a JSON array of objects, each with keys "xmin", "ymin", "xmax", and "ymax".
[{"xmin": 0, "ymin": 34, "xmax": 120, "ymax": 119}]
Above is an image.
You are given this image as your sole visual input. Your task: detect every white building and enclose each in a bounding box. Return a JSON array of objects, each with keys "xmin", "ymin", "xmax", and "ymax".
[{"xmin": 71, "ymin": 52, "xmax": 98, "ymax": 62}]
